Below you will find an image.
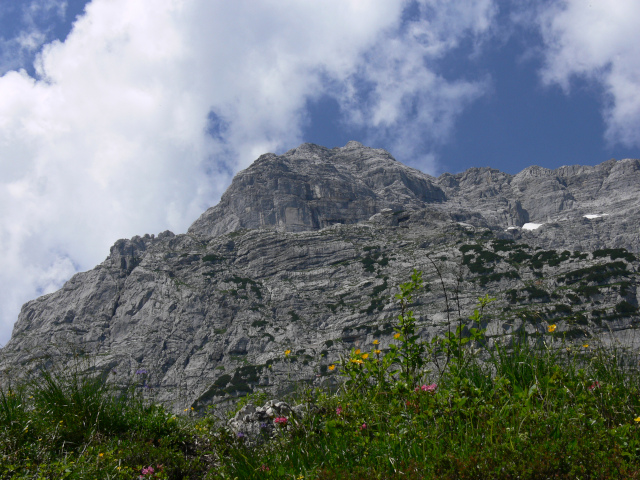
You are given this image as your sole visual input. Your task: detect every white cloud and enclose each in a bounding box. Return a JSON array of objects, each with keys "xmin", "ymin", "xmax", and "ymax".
[
  {"xmin": 0, "ymin": 0, "xmax": 497, "ymax": 345},
  {"xmin": 0, "ymin": 0, "xmax": 67, "ymax": 74},
  {"xmin": 336, "ymin": 0, "xmax": 496, "ymax": 170},
  {"xmin": 535, "ymin": 0, "xmax": 640, "ymax": 147}
]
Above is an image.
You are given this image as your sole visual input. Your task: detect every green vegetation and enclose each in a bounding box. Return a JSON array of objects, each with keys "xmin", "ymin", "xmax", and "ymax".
[
  {"xmin": 202, "ymin": 254, "xmax": 224, "ymax": 263},
  {"xmin": 530, "ymin": 249, "xmax": 571, "ymax": 269},
  {"xmin": 360, "ymin": 248, "xmax": 389, "ymax": 273},
  {"xmin": 559, "ymin": 261, "xmax": 629, "ymax": 285},
  {"xmin": 593, "ymin": 248, "xmax": 637, "ymax": 263},
  {"xmin": 2, "ymin": 270, "xmax": 640, "ymax": 479}
]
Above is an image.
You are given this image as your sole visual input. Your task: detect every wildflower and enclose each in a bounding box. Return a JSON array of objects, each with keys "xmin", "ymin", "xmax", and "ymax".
[
  {"xmin": 361, "ymin": 353, "xmax": 369, "ymax": 359},
  {"xmin": 98, "ymin": 453, "xmax": 104, "ymax": 458},
  {"xmin": 589, "ymin": 382, "xmax": 601, "ymax": 391},
  {"xmin": 635, "ymin": 417, "xmax": 640, "ymax": 423},
  {"xmin": 237, "ymin": 432, "xmax": 245, "ymax": 439},
  {"xmin": 285, "ymin": 350, "xmax": 291, "ymax": 356},
  {"xmin": 394, "ymin": 333, "xmax": 401, "ymax": 339},
  {"xmin": 583, "ymin": 344, "xmax": 589, "ymax": 348},
  {"xmin": 373, "ymin": 339, "xmax": 379, "ymax": 345},
  {"xmin": 548, "ymin": 324, "xmax": 557, "ymax": 333},
  {"xmin": 328, "ymin": 364, "xmax": 335, "ymax": 371},
  {"xmin": 360, "ymin": 423, "xmax": 367, "ymax": 430},
  {"xmin": 375, "ymin": 349, "xmax": 381, "ymax": 355},
  {"xmin": 336, "ymin": 406, "xmax": 343, "ymax": 415},
  {"xmin": 141, "ymin": 466, "xmax": 155, "ymax": 475},
  {"xmin": 136, "ymin": 368, "xmax": 148, "ymax": 375},
  {"xmin": 259, "ymin": 464, "xmax": 270, "ymax": 472},
  {"xmin": 423, "ymin": 383, "xmax": 437, "ymax": 392},
  {"xmin": 274, "ymin": 416, "xmax": 288, "ymax": 427},
  {"xmin": 354, "ymin": 359, "xmax": 363, "ymax": 364},
  {"xmin": 355, "ymin": 349, "xmax": 361, "ymax": 355},
  {"xmin": 260, "ymin": 422, "xmax": 268, "ymax": 429}
]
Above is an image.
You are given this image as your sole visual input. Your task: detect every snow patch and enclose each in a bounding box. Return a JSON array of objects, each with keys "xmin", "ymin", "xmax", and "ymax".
[
  {"xmin": 584, "ymin": 214, "xmax": 609, "ymax": 219},
  {"xmin": 522, "ymin": 223, "xmax": 544, "ymax": 230}
]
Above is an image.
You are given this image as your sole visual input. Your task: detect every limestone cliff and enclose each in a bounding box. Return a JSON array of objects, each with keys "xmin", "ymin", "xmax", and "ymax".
[{"xmin": 1, "ymin": 142, "xmax": 638, "ymax": 412}]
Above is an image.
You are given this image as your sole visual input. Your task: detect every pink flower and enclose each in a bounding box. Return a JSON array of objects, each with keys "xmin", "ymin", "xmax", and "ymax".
[
  {"xmin": 360, "ymin": 423, "xmax": 367, "ymax": 430},
  {"xmin": 141, "ymin": 466, "xmax": 154, "ymax": 475},
  {"xmin": 589, "ymin": 381, "xmax": 601, "ymax": 391},
  {"xmin": 274, "ymin": 416, "xmax": 288, "ymax": 426},
  {"xmin": 336, "ymin": 406, "xmax": 343, "ymax": 415},
  {"xmin": 421, "ymin": 383, "xmax": 437, "ymax": 392}
]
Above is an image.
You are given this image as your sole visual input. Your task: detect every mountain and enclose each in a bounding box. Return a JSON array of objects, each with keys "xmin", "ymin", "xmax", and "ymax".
[{"xmin": 1, "ymin": 142, "xmax": 639, "ymax": 412}]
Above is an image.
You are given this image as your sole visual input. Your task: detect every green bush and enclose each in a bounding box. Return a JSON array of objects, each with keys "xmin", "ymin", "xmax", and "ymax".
[{"xmin": 615, "ymin": 301, "xmax": 638, "ymax": 316}]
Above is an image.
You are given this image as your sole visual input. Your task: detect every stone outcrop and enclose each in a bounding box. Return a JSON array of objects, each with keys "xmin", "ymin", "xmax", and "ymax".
[
  {"xmin": 1, "ymin": 142, "xmax": 638, "ymax": 412},
  {"xmin": 188, "ymin": 141, "xmax": 446, "ymax": 237}
]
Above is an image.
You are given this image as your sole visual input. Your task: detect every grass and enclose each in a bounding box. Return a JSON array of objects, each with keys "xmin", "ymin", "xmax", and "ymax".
[{"xmin": 2, "ymin": 272, "xmax": 640, "ymax": 478}]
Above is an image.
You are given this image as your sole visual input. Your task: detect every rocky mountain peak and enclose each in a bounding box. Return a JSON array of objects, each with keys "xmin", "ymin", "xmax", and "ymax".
[{"xmin": 188, "ymin": 142, "xmax": 444, "ymax": 237}]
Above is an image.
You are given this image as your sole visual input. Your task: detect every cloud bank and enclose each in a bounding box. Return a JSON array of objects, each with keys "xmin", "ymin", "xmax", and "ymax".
[
  {"xmin": 535, "ymin": 0, "xmax": 640, "ymax": 147},
  {"xmin": 0, "ymin": 0, "xmax": 497, "ymax": 344}
]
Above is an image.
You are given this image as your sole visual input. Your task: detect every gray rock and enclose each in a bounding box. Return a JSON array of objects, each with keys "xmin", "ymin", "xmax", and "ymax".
[{"xmin": 1, "ymin": 142, "xmax": 639, "ymax": 413}]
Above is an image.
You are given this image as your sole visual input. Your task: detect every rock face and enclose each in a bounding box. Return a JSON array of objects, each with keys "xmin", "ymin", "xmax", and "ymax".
[
  {"xmin": 188, "ymin": 141, "xmax": 446, "ymax": 237},
  {"xmin": 1, "ymin": 142, "xmax": 639, "ymax": 412}
]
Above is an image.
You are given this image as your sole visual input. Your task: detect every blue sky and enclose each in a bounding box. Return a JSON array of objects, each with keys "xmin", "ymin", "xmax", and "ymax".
[{"xmin": 0, "ymin": 0, "xmax": 639, "ymax": 344}]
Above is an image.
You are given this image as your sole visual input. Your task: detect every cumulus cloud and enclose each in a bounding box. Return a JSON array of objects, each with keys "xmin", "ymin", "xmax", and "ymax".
[
  {"xmin": 0, "ymin": 0, "xmax": 497, "ymax": 345},
  {"xmin": 535, "ymin": 0, "xmax": 640, "ymax": 147},
  {"xmin": 335, "ymin": 0, "xmax": 496, "ymax": 170},
  {"xmin": 0, "ymin": 0, "xmax": 67, "ymax": 74}
]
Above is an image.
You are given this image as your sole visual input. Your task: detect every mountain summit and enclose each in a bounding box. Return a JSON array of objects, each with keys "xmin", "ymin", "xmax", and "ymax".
[
  {"xmin": 188, "ymin": 141, "xmax": 445, "ymax": 237},
  {"xmin": 1, "ymin": 142, "xmax": 638, "ymax": 411}
]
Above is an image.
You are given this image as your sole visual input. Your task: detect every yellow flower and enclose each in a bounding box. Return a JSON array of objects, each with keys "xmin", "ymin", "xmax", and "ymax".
[
  {"xmin": 548, "ymin": 324, "xmax": 557, "ymax": 333},
  {"xmin": 375, "ymin": 349, "xmax": 381, "ymax": 355},
  {"xmin": 184, "ymin": 408, "xmax": 188, "ymax": 412},
  {"xmin": 394, "ymin": 333, "xmax": 401, "ymax": 339},
  {"xmin": 98, "ymin": 453, "xmax": 104, "ymax": 458},
  {"xmin": 373, "ymin": 339, "xmax": 379, "ymax": 345},
  {"xmin": 328, "ymin": 364, "xmax": 335, "ymax": 371},
  {"xmin": 583, "ymin": 344, "xmax": 589, "ymax": 348},
  {"xmin": 635, "ymin": 417, "xmax": 640, "ymax": 423},
  {"xmin": 355, "ymin": 349, "xmax": 361, "ymax": 355},
  {"xmin": 355, "ymin": 359, "xmax": 364, "ymax": 364},
  {"xmin": 285, "ymin": 349, "xmax": 291, "ymax": 356},
  {"xmin": 361, "ymin": 353, "xmax": 369, "ymax": 359}
]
